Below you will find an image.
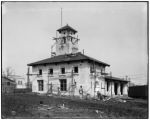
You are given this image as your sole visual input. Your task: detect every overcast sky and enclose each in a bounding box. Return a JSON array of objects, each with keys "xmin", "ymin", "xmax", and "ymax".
[{"xmin": 2, "ymin": 2, "xmax": 148, "ymax": 85}]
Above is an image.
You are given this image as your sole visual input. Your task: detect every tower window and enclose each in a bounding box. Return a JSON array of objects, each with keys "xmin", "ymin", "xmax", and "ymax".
[
  {"xmin": 37, "ymin": 80, "xmax": 44, "ymax": 91},
  {"xmin": 48, "ymin": 68, "xmax": 53, "ymax": 75},
  {"xmin": 60, "ymin": 79, "xmax": 67, "ymax": 91},
  {"xmin": 39, "ymin": 69, "xmax": 42, "ymax": 75},
  {"xmin": 62, "ymin": 37, "xmax": 66, "ymax": 44},
  {"xmin": 61, "ymin": 68, "xmax": 65, "ymax": 74},
  {"xmin": 74, "ymin": 66, "xmax": 78, "ymax": 73},
  {"xmin": 101, "ymin": 68, "xmax": 105, "ymax": 73}
]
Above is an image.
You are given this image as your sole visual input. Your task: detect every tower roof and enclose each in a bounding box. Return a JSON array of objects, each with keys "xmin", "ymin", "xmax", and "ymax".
[{"xmin": 57, "ymin": 24, "xmax": 77, "ymax": 33}]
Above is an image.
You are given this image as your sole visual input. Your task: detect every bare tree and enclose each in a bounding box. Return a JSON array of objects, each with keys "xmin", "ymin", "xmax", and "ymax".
[{"xmin": 2, "ymin": 67, "xmax": 15, "ymax": 78}]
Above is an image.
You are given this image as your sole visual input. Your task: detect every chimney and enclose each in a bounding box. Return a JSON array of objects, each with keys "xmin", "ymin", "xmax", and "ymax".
[{"xmin": 83, "ymin": 49, "xmax": 84, "ymax": 54}]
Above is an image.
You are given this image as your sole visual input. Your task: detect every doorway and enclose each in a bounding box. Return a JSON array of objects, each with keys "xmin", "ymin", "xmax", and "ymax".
[
  {"xmin": 120, "ymin": 83, "xmax": 123, "ymax": 95},
  {"xmin": 114, "ymin": 83, "xmax": 118, "ymax": 95}
]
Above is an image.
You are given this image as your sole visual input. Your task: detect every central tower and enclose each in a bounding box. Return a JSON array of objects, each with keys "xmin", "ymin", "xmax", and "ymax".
[{"xmin": 53, "ymin": 24, "xmax": 79, "ymax": 56}]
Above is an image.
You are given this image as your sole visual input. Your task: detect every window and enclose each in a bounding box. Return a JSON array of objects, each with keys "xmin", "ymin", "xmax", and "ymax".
[
  {"xmin": 61, "ymin": 37, "xmax": 66, "ymax": 44},
  {"xmin": 37, "ymin": 80, "xmax": 44, "ymax": 91},
  {"xmin": 101, "ymin": 68, "xmax": 105, "ymax": 73},
  {"xmin": 48, "ymin": 68, "xmax": 53, "ymax": 75},
  {"xmin": 74, "ymin": 66, "xmax": 78, "ymax": 73},
  {"xmin": 60, "ymin": 79, "xmax": 67, "ymax": 91},
  {"xmin": 90, "ymin": 66, "xmax": 94, "ymax": 73},
  {"xmin": 7, "ymin": 82, "xmax": 10, "ymax": 86},
  {"xmin": 63, "ymin": 37, "xmax": 66, "ymax": 44},
  {"xmin": 18, "ymin": 81, "xmax": 22, "ymax": 85},
  {"xmin": 39, "ymin": 69, "xmax": 42, "ymax": 75},
  {"xmin": 61, "ymin": 68, "xmax": 65, "ymax": 74}
]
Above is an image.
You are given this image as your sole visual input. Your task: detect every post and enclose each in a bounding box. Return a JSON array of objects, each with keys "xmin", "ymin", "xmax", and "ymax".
[
  {"xmin": 111, "ymin": 82, "xmax": 112, "ymax": 97},
  {"xmin": 50, "ymin": 82, "xmax": 53, "ymax": 94},
  {"xmin": 71, "ymin": 68, "xmax": 74, "ymax": 96},
  {"xmin": 27, "ymin": 67, "xmax": 30, "ymax": 89},
  {"xmin": 61, "ymin": 8, "xmax": 62, "ymax": 27},
  {"xmin": 47, "ymin": 72, "xmax": 49, "ymax": 94},
  {"xmin": 93, "ymin": 61, "xmax": 96, "ymax": 98}
]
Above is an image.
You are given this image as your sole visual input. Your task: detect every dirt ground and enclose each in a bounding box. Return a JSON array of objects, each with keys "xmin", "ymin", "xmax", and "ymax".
[{"xmin": 1, "ymin": 93, "xmax": 148, "ymax": 119}]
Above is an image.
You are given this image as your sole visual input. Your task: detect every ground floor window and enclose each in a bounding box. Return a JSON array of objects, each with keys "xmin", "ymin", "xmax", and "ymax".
[
  {"xmin": 37, "ymin": 80, "xmax": 44, "ymax": 91},
  {"xmin": 60, "ymin": 79, "xmax": 67, "ymax": 91}
]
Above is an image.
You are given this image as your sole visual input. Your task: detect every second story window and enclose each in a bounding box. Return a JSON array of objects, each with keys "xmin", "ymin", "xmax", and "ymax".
[
  {"xmin": 90, "ymin": 66, "xmax": 94, "ymax": 73},
  {"xmin": 74, "ymin": 66, "xmax": 78, "ymax": 73},
  {"xmin": 39, "ymin": 69, "xmax": 42, "ymax": 75},
  {"xmin": 48, "ymin": 68, "xmax": 53, "ymax": 75},
  {"xmin": 61, "ymin": 68, "xmax": 65, "ymax": 74}
]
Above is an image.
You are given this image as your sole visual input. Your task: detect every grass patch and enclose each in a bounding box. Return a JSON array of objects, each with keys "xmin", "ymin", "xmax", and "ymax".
[{"xmin": 2, "ymin": 93, "xmax": 148, "ymax": 118}]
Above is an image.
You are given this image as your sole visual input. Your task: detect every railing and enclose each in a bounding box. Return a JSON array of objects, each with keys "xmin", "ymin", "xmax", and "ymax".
[{"xmin": 90, "ymin": 72, "xmax": 109, "ymax": 77}]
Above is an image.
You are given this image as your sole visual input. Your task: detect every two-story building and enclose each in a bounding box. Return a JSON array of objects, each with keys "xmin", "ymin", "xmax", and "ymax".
[{"xmin": 28, "ymin": 24, "xmax": 128, "ymax": 97}]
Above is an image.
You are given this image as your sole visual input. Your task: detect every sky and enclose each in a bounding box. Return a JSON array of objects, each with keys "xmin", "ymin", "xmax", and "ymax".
[{"xmin": 2, "ymin": 2, "xmax": 148, "ymax": 85}]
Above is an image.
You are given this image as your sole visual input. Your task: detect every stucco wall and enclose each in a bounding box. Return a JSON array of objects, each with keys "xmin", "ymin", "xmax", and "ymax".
[
  {"xmin": 30, "ymin": 61, "xmax": 128, "ymax": 97},
  {"xmin": 31, "ymin": 61, "xmax": 106, "ymax": 97},
  {"xmin": 15, "ymin": 78, "xmax": 27, "ymax": 89}
]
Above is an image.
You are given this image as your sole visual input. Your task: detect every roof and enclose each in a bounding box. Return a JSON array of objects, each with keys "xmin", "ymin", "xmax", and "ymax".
[
  {"xmin": 28, "ymin": 52, "xmax": 110, "ymax": 67},
  {"xmin": 104, "ymin": 76, "xmax": 129, "ymax": 82},
  {"xmin": 57, "ymin": 24, "xmax": 77, "ymax": 33},
  {"xmin": 2, "ymin": 76, "xmax": 16, "ymax": 83}
]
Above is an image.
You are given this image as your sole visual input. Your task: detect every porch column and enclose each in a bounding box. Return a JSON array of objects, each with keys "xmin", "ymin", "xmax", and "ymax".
[
  {"xmin": 108, "ymin": 81, "xmax": 111, "ymax": 95},
  {"xmin": 117, "ymin": 83, "xmax": 121, "ymax": 95},
  {"xmin": 123, "ymin": 84, "xmax": 128, "ymax": 95},
  {"xmin": 111, "ymin": 82, "xmax": 115, "ymax": 96}
]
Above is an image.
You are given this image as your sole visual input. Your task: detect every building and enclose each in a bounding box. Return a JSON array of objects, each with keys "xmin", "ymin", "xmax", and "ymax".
[
  {"xmin": 2, "ymin": 76, "xmax": 16, "ymax": 93},
  {"xmin": 28, "ymin": 24, "xmax": 128, "ymax": 97},
  {"xmin": 8, "ymin": 75, "xmax": 27, "ymax": 89},
  {"xmin": 15, "ymin": 77, "xmax": 27, "ymax": 89}
]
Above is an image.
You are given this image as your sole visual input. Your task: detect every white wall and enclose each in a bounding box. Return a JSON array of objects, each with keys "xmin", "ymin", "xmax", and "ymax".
[
  {"xmin": 30, "ymin": 61, "xmax": 106, "ymax": 97},
  {"xmin": 30, "ymin": 62, "xmax": 129, "ymax": 97},
  {"xmin": 15, "ymin": 78, "xmax": 27, "ymax": 89}
]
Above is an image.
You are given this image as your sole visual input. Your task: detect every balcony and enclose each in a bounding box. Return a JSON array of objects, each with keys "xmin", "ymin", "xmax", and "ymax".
[{"xmin": 90, "ymin": 72, "xmax": 109, "ymax": 77}]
